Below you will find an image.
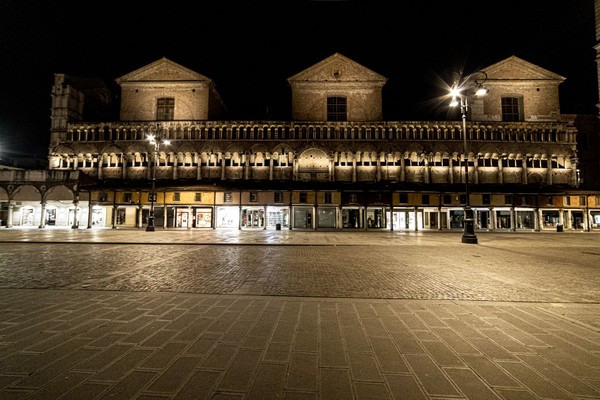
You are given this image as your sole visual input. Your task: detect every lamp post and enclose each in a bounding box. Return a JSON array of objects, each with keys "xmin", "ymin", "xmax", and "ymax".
[
  {"xmin": 146, "ymin": 128, "xmax": 170, "ymax": 232},
  {"xmin": 449, "ymin": 71, "xmax": 488, "ymax": 244}
]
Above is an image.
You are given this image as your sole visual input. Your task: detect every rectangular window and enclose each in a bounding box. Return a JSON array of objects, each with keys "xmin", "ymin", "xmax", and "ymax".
[
  {"xmin": 156, "ymin": 97, "xmax": 175, "ymax": 120},
  {"xmin": 124, "ymin": 193, "xmax": 132, "ymax": 203},
  {"xmin": 299, "ymin": 192, "xmax": 308, "ymax": 203},
  {"xmin": 501, "ymin": 97, "xmax": 522, "ymax": 122},
  {"xmin": 443, "ymin": 194, "xmax": 452, "ymax": 204},
  {"xmin": 99, "ymin": 193, "xmax": 108, "ymax": 202},
  {"xmin": 224, "ymin": 192, "xmax": 232, "ymax": 203},
  {"xmin": 565, "ymin": 196, "xmax": 571, "ymax": 206},
  {"xmin": 349, "ymin": 193, "xmax": 358, "ymax": 203},
  {"xmin": 274, "ymin": 192, "xmax": 283, "ymax": 203},
  {"xmin": 195, "ymin": 192, "xmax": 202, "ymax": 202},
  {"xmin": 327, "ymin": 97, "xmax": 347, "ymax": 121},
  {"xmin": 504, "ymin": 195, "xmax": 512, "ymax": 205},
  {"xmin": 173, "ymin": 192, "xmax": 180, "ymax": 201},
  {"xmin": 580, "ymin": 196, "xmax": 586, "ymax": 206},
  {"xmin": 422, "ymin": 194, "xmax": 430, "ymax": 205},
  {"xmin": 324, "ymin": 192, "xmax": 333, "ymax": 204},
  {"xmin": 399, "ymin": 193, "xmax": 408, "ymax": 204},
  {"xmin": 482, "ymin": 194, "xmax": 490, "ymax": 205},
  {"xmin": 249, "ymin": 192, "xmax": 258, "ymax": 202}
]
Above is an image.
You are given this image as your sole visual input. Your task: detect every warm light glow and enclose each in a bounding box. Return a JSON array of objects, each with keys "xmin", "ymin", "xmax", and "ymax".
[
  {"xmin": 475, "ymin": 87, "xmax": 489, "ymax": 96},
  {"xmin": 163, "ymin": 139, "xmax": 171, "ymax": 146},
  {"xmin": 449, "ymin": 87, "xmax": 461, "ymax": 98},
  {"xmin": 449, "ymin": 97, "xmax": 459, "ymax": 107}
]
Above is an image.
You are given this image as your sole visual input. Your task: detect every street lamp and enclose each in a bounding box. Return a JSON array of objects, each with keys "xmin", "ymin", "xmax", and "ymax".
[
  {"xmin": 146, "ymin": 128, "xmax": 170, "ymax": 232},
  {"xmin": 449, "ymin": 71, "xmax": 488, "ymax": 244}
]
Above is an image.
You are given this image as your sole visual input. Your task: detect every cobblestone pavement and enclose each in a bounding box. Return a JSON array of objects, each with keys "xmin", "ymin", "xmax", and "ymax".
[{"xmin": 0, "ymin": 228, "xmax": 599, "ymax": 399}]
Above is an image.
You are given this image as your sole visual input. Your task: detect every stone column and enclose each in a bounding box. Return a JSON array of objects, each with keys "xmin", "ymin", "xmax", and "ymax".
[
  {"xmin": 7, "ymin": 201, "xmax": 14, "ymax": 228},
  {"xmin": 400, "ymin": 156, "xmax": 406, "ymax": 182},
  {"xmin": 498, "ymin": 156, "xmax": 504, "ymax": 184},
  {"xmin": 39, "ymin": 201, "xmax": 46, "ymax": 229},
  {"xmin": 352, "ymin": 153, "xmax": 357, "ymax": 183},
  {"xmin": 71, "ymin": 196, "xmax": 79, "ymax": 229},
  {"xmin": 173, "ymin": 154, "xmax": 178, "ymax": 180},
  {"xmin": 87, "ymin": 199, "xmax": 93, "ymax": 229}
]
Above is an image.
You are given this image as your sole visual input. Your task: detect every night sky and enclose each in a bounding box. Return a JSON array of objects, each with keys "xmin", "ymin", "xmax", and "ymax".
[{"xmin": 0, "ymin": 0, "xmax": 597, "ymax": 158}]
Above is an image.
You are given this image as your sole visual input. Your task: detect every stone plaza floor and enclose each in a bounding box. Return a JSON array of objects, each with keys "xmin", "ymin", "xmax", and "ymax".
[{"xmin": 0, "ymin": 227, "xmax": 599, "ymax": 399}]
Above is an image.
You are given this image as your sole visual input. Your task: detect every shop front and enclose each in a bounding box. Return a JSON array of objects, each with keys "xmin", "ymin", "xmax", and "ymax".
[
  {"xmin": 194, "ymin": 207, "xmax": 213, "ymax": 228},
  {"xmin": 392, "ymin": 208, "xmax": 422, "ymax": 231},
  {"xmin": 494, "ymin": 208, "xmax": 512, "ymax": 230},
  {"xmin": 241, "ymin": 207, "xmax": 265, "ymax": 229},
  {"xmin": 366, "ymin": 207, "xmax": 386, "ymax": 229},
  {"xmin": 541, "ymin": 209, "xmax": 560, "ymax": 230},
  {"xmin": 266, "ymin": 206, "xmax": 289, "ymax": 229},
  {"xmin": 293, "ymin": 206, "xmax": 314, "ymax": 229},
  {"xmin": 341, "ymin": 206, "xmax": 363, "ymax": 229},
  {"xmin": 515, "ymin": 208, "xmax": 536, "ymax": 230},
  {"xmin": 216, "ymin": 206, "xmax": 239, "ymax": 228},
  {"xmin": 317, "ymin": 206, "xmax": 337, "ymax": 229}
]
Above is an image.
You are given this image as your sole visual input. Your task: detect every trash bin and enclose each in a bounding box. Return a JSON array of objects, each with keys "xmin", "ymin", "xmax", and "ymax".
[
  {"xmin": 276, "ymin": 223, "xmax": 281, "ymax": 230},
  {"xmin": 556, "ymin": 224, "xmax": 563, "ymax": 232}
]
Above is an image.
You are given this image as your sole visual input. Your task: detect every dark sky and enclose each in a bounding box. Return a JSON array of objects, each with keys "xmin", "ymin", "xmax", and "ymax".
[{"xmin": 0, "ymin": 0, "xmax": 597, "ymax": 158}]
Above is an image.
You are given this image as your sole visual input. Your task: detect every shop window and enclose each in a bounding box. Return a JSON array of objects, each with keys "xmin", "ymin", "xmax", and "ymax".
[
  {"xmin": 299, "ymin": 192, "xmax": 308, "ymax": 203},
  {"xmin": 250, "ymin": 192, "xmax": 258, "ymax": 202},
  {"xmin": 482, "ymin": 194, "xmax": 490, "ymax": 205},
  {"xmin": 174, "ymin": 192, "xmax": 181, "ymax": 201},
  {"xmin": 224, "ymin": 192, "xmax": 232, "ymax": 203},
  {"xmin": 195, "ymin": 193, "xmax": 202, "ymax": 202},
  {"xmin": 324, "ymin": 192, "xmax": 333, "ymax": 204},
  {"xmin": 274, "ymin": 192, "xmax": 283, "ymax": 203}
]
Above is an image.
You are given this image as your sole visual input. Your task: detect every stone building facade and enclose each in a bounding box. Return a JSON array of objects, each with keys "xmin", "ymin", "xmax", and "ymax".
[{"xmin": 2, "ymin": 52, "xmax": 599, "ymax": 232}]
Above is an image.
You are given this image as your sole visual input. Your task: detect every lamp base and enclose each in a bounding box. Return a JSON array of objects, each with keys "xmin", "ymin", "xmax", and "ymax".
[
  {"xmin": 461, "ymin": 206, "xmax": 478, "ymax": 244},
  {"xmin": 461, "ymin": 234, "xmax": 478, "ymax": 244},
  {"xmin": 146, "ymin": 215, "xmax": 156, "ymax": 232}
]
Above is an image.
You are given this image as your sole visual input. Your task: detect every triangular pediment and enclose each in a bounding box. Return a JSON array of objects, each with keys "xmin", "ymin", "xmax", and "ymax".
[
  {"xmin": 288, "ymin": 53, "xmax": 387, "ymax": 84},
  {"xmin": 115, "ymin": 57, "xmax": 212, "ymax": 84},
  {"xmin": 482, "ymin": 55, "xmax": 565, "ymax": 81}
]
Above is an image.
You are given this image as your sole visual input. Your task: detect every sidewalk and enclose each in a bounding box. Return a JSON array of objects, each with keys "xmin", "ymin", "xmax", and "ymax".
[{"xmin": 0, "ymin": 229, "xmax": 599, "ymax": 399}]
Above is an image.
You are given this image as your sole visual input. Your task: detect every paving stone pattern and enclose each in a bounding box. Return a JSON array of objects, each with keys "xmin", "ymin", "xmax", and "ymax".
[{"xmin": 0, "ymin": 228, "xmax": 599, "ymax": 399}]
